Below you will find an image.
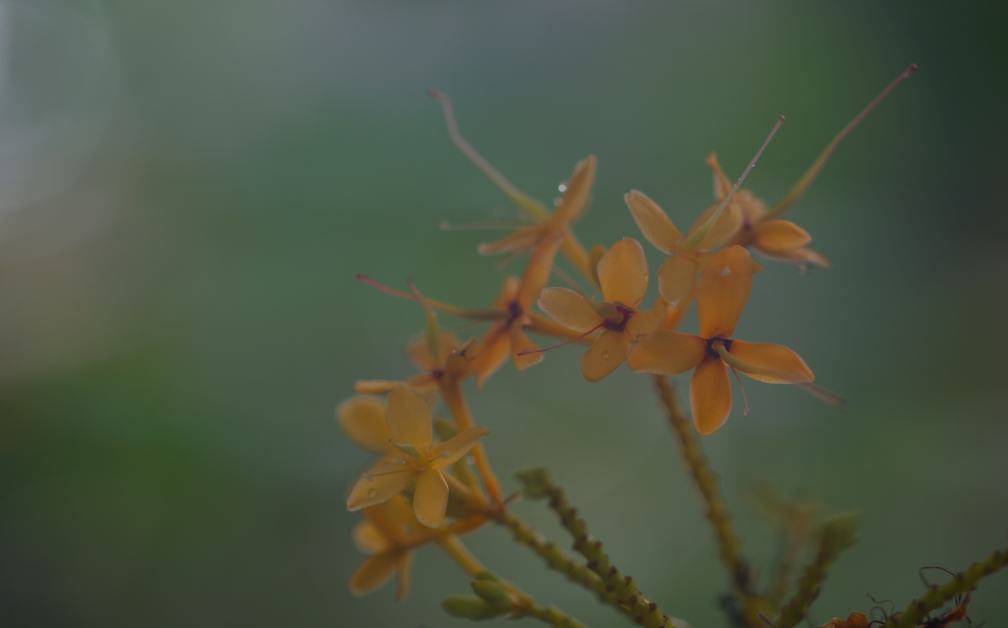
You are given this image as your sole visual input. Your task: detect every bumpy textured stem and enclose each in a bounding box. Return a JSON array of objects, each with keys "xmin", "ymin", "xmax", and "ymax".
[
  {"xmin": 516, "ymin": 599, "xmax": 586, "ymax": 628},
  {"xmin": 516, "ymin": 469, "xmax": 679, "ymax": 628},
  {"xmin": 439, "ymin": 536, "xmax": 586, "ymax": 628},
  {"xmin": 775, "ymin": 515, "xmax": 858, "ymax": 627},
  {"xmin": 653, "ymin": 376, "xmax": 761, "ymax": 626},
  {"xmin": 882, "ymin": 547, "xmax": 1008, "ymax": 628},
  {"xmin": 495, "ymin": 509, "xmax": 613, "ymax": 602}
]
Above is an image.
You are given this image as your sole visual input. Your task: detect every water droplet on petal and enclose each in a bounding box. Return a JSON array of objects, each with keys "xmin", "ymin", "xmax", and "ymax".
[
  {"xmin": 367, "ymin": 488, "xmax": 378, "ymax": 498},
  {"xmin": 600, "ymin": 350, "xmax": 610, "ymax": 360},
  {"xmin": 720, "ymin": 266, "xmax": 731, "ymax": 277}
]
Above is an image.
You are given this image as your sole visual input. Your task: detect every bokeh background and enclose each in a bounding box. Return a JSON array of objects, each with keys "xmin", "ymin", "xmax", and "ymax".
[{"xmin": 2, "ymin": 1, "xmax": 1006, "ymax": 626}]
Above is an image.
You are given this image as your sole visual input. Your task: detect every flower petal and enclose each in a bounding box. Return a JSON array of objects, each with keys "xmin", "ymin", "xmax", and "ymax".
[
  {"xmin": 537, "ymin": 287, "xmax": 602, "ymax": 333},
  {"xmin": 353, "ymin": 520, "xmax": 390, "ymax": 555},
  {"xmin": 628, "ymin": 331, "xmax": 707, "ymax": 375},
  {"xmin": 625, "ymin": 300, "xmax": 666, "ymax": 341},
  {"xmin": 510, "ymin": 328, "xmax": 543, "ymax": 371},
  {"xmin": 697, "ymin": 245, "xmax": 753, "ymax": 339},
  {"xmin": 477, "ymin": 225, "xmax": 540, "ymax": 255},
  {"xmin": 752, "ymin": 220, "xmax": 811, "ymax": 254},
  {"xmin": 354, "ymin": 379, "xmax": 399, "ymax": 395},
  {"xmin": 386, "ymin": 385, "xmax": 432, "ymax": 448},
  {"xmin": 364, "ymin": 494, "xmax": 417, "ymax": 543},
  {"xmin": 686, "ymin": 202, "xmax": 743, "ymax": 251},
  {"xmin": 760, "ymin": 246, "xmax": 831, "ymax": 268},
  {"xmin": 597, "ymin": 237, "xmax": 648, "ymax": 307},
  {"xmin": 413, "ymin": 469, "xmax": 449, "ymax": 528},
  {"xmin": 581, "ymin": 330, "xmax": 628, "ymax": 382},
  {"xmin": 690, "ymin": 356, "xmax": 732, "ymax": 435},
  {"xmin": 516, "ymin": 236, "xmax": 563, "ymax": 310},
  {"xmin": 727, "ymin": 340, "xmax": 814, "ymax": 384},
  {"xmin": 395, "ymin": 552, "xmax": 414, "ymax": 601},
  {"xmin": 657, "ymin": 254, "xmax": 697, "ymax": 308},
  {"xmin": 406, "ymin": 331, "xmax": 461, "ymax": 372},
  {"xmin": 554, "ymin": 155, "xmax": 597, "ymax": 224},
  {"xmin": 707, "ymin": 153, "xmax": 733, "ymax": 200},
  {"xmin": 625, "ymin": 190, "xmax": 681, "ymax": 254},
  {"xmin": 347, "ymin": 459, "xmax": 414, "ymax": 511},
  {"xmin": 349, "ymin": 552, "xmax": 398, "ymax": 597},
  {"xmin": 663, "ymin": 298, "xmax": 688, "ymax": 329},
  {"xmin": 470, "ymin": 326, "xmax": 511, "ymax": 387},
  {"xmin": 337, "ymin": 395, "xmax": 393, "ymax": 453},
  {"xmin": 431, "ymin": 426, "xmax": 490, "ymax": 468}
]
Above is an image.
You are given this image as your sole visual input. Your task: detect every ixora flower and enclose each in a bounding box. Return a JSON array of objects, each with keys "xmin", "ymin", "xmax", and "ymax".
[
  {"xmin": 346, "ymin": 385, "xmax": 489, "ymax": 528},
  {"xmin": 625, "ymin": 189, "xmax": 734, "ymax": 311},
  {"xmin": 355, "ymin": 329, "xmax": 473, "ymax": 397},
  {"xmin": 476, "ymin": 154, "xmax": 596, "ymax": 256},
  {"xmin": 705, "ymin": 153, "xmax": 829, "ymax": 268},
  {"xmin": 537, "ymin": 237, "xmax": 665, "ymax": 382},
  {"xmin": 349, "ymin": 495, "xmax": 419, "ymax": 599},
  {"xmin": 629, "ymin": 245, "xmax": 814, "ymax": 435}
]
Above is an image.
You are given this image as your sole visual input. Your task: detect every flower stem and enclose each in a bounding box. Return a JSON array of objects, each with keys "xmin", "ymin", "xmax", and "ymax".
[
  {"xmin": 882, "ymin": 547, "xmax": 1008, "ymax": 628},
  {"xmin": 653, "ymin": 376, "xmax": 763, "ymax": 627},
  {"xmin": 439, "ymin": 379, "xmax": 504, "ymax": 504},
  {"xmin": 514, "ymin": 469, "xmax": 684, "ymax": 628},
  {"xmin": 775, "ymin": 514, "xmax": 858, "ymax": 627},
  {"xmin": 438, "ymin": 535, "xmax": 586, "ymax": 628}
]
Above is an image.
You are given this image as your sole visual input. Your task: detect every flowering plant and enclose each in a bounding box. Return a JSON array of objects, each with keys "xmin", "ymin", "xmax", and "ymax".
[{"xmin": 339, "ymin": 64, "xmax": 1006, "ymax": 627}]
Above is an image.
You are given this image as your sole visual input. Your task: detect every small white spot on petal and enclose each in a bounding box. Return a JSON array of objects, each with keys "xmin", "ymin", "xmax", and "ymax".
[{"xmin": 720, "ymin": 266, "xmax": 731, "ymax": 277}]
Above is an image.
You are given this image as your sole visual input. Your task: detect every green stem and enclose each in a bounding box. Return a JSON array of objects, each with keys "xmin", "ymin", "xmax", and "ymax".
[
  {"xmin": 494, "ymin": 509, "xmax": 614, "ymax": 603},
  {"xmin": 515, "ymin": 469, "xmax": 681, "ymax": 628},
  {"xmin": 775, "ymin": 514, "xmax": 858, "ymax": 627},
  {"xmin": 883, "ymin": 547, "xmax": 1008, "ymax": 628},
  {"xmin": 652, "ymin": 376, "xmax": 762, "ymax": 627}
]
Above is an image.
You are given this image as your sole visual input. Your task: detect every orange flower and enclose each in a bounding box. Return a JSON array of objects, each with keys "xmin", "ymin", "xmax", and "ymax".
[
  {"xmin": 626, "ymin": 115, "xmax": 786, "ymax": 311},
  {"xmin": 629, "ymin": 246, "xmax": 813, "ymax": 434},
  {"xmin": 349, "ymin": 495, "xmax": 419, "ymax": 600},
  {"xmin": 346, "ymin": 385, "xmax": 489, "ymax": 528},
  {"xmin": 705, "ymin": 154, "xmax": 829, "ymax": 268},
  {"xmin": 463, "ymin": 158, "xmax": 597, "ymax": 384},
  {"xmin": 537, "ymin": 237, "xmax": 665, "ymax": 382},
  {"xmin": 625, "ymin": 189, "xmax": 727, "ymax": 313},
  {"xmin": 429, "ymin": 89, "xmax": 597, "ymax": 281},
  {"xmin": 477, "ymin": 155, "xmax": 596, "ymax": 257},
  {"xmin": 712, "ymin": 64, "xmax": 918, "ymax": 269},
  {"xmin": 355, "ymin": 329, "xmax": 473, "ymax": 396}
]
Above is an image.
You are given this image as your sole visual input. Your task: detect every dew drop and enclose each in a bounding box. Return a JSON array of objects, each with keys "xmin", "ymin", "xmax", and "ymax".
[
  {"xmin": 600, "ymin": 350, "xmax": 611, "ymax": 360},
  {"xmin": 720, "ymin": 266, "xmax": 732, "ymax": 277},
  {"xmin": 367, "ymin": 488, "xmax": 378, "ymax": 498},
  {"xmin": 558, "ymin": 182, "xmax": 568, "ymax": 193}
]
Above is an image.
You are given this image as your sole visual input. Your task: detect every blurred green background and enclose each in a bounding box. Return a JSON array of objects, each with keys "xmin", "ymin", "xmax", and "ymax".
[{"xmin": 2, "ymin": 1, "xmax": 1006, "ymax": 626}]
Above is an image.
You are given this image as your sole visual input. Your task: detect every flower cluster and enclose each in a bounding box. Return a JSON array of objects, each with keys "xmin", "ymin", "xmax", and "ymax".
[{"xmin": 331, "ymin": 66, "xmax": 959, "ymax": 628}]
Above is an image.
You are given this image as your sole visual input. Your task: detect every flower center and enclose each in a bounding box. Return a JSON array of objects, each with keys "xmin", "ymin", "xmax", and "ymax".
[
  {"xmin": 707, "ymin": 337, "xmax": 733, "ymax": 358},
  {"xmin": 505, "ymin": 300, "xmax": 523, "ymax": 328},
  {"xmin": 602, "ymin": 304, "xmax": 634, "ymax": 332}
]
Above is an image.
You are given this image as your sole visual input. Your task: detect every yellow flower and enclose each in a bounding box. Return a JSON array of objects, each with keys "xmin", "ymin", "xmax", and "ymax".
[
  {"xmin": 346, "ymin": 385, "xmax": 489, "ymax": 528},
  {"xmin": 349, "ymin": 495, "xmax": 419, "ymax": 600},
  {"xmin": 629, "ymin": 246, "xmax": 813, "ymax": 434},
  {"xmin": 337, "ymin": 394, "xmax": 394, "ymax": 454},
  {"xmin": 537, "ymin": 237, "xmax": 665, "ymax": 382}
]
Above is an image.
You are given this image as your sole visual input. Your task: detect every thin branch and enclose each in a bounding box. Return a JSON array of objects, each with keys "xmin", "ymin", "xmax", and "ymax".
[
  {"xmin": 653, "ymin": 376, "xmax": 762, "ymax": 627},
  {"xmin": 516, "ymin": 468, "xmax": 682, "ymax": 628}
]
